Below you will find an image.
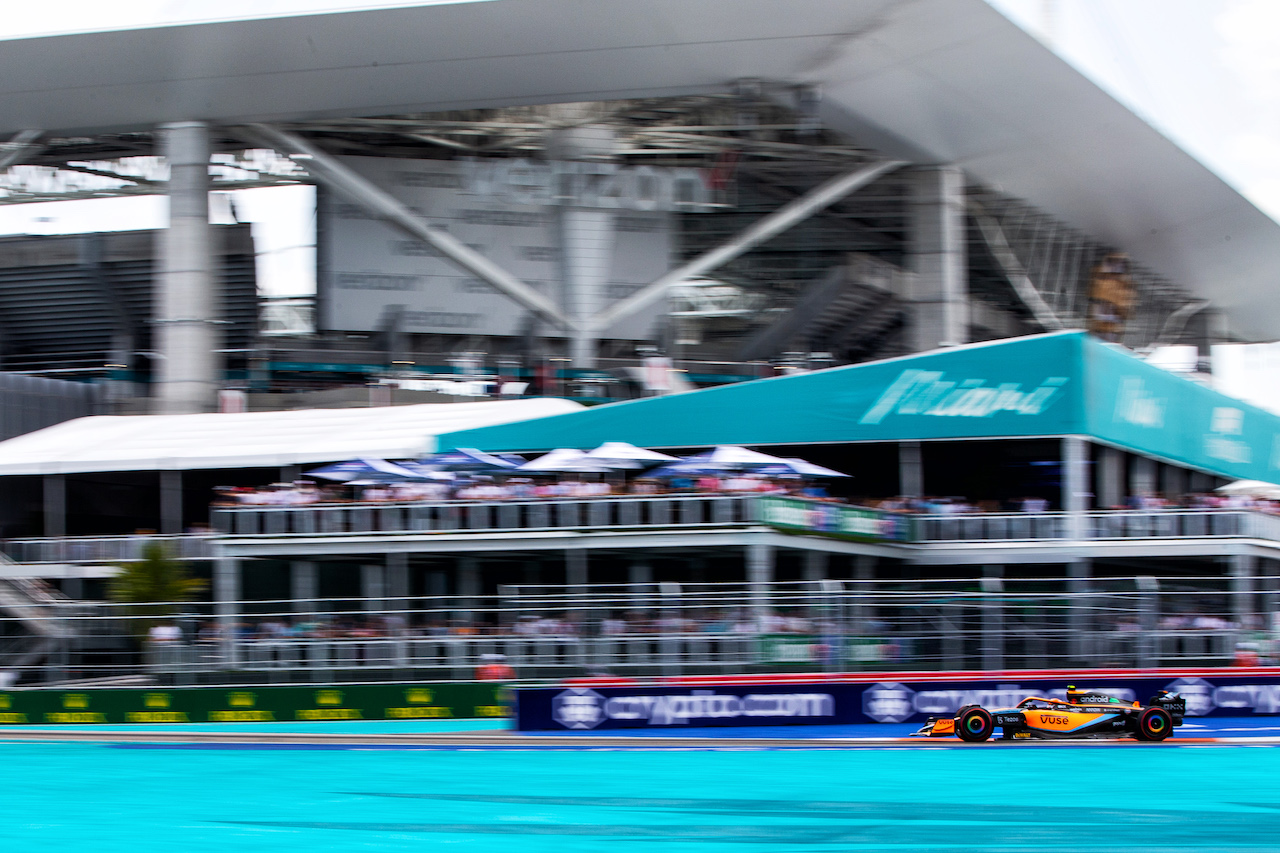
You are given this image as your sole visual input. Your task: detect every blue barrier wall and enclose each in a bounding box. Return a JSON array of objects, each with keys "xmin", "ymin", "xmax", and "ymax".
[{"xmin": 516, "ymin": 674, "xmax": 1280, "ymax": 731}]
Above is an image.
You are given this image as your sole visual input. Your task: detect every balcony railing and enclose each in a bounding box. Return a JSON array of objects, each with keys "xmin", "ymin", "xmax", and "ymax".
[
  {"xmin": 913, "ymin": 509, "xmax": 1280, "ymax": 543},
  {"xmin": 8, "ymin": 503, "xmax": 1280, "ymax": 566},
  {"xmin": 3, "ymin": 534, "xmax": 217, "ymax": 565},
  {"xmin": 211, "ymin": 493, "xmax": 760, "ymax": 537}
]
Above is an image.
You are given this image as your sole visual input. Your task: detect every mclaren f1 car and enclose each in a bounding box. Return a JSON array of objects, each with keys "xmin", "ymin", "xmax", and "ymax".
[{"xmin": 912, "ymin": 685, "xmax": 1186, "ymax": 742}]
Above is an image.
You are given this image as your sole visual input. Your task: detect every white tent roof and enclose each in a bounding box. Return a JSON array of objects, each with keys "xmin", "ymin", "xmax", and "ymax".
[{"xmin": 0, "ymin": 398, "xmax": 582, "ymax": 475}]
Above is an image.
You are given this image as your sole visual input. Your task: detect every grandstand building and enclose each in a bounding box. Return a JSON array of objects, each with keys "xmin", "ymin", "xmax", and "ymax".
[{"xmin": 1, "ymin": 0, "xmax": 1280, "ymax": 685}]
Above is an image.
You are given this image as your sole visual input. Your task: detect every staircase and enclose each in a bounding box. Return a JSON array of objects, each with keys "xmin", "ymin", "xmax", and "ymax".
[
  {"xmin": 737, "ymin": 253, "xmax": 908, "ymax": 363},
  {"xmin": 0, "ymin": 553, "xmax": 75, "ymax": 675}
]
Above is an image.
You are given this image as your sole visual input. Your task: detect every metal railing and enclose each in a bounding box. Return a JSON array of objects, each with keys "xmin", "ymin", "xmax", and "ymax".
[
  {"xmin": 3, "ymin": 534, "xmax": 217, "ymax": 565},
  {"xmin": 9, "ymin": 505, "xmax": 1280, "ymax": 567},
  {"xmin": 210, "ymin": 493, "xmax": 759, "ymax": 537},
  {"xmin": 914, "ymin": 509, "xmax": 1280, "ymax": 543},
  {"xmin": 1, "ymin": 576, "xmax": 1274, "ymax": 686}
]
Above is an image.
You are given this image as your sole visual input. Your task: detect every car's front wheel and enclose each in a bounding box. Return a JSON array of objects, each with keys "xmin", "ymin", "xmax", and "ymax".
[
  {"xmin": 1135, "ymin": 707, "xmax": 1172, "ymax": 741},
  {"xmin": 957, "ymin": 707, "xmax": 994, "ymax": 742}
]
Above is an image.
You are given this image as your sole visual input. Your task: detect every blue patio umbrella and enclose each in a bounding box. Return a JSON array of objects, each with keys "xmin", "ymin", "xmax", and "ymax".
[
  {"xmin": 305, "ymin": 457, "xmax": 436, "ymax": 482},
  {"xmin": 753, "ymin": 458, "xmax": 850, "ymax": 478},
  {"xmin": 420, "ymin": 447, "xmax": 524, "ymax": 472}
]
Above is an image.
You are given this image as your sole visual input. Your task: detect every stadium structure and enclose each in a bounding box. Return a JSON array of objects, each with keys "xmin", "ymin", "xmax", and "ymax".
[{"xmin": 2, "ymin": 0, "xmax": 1280, "ymax": 687}]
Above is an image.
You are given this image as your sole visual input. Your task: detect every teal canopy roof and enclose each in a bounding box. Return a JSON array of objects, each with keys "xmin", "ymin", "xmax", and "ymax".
[{"xmin": 437, "ymin": 332, "xmax": 1280, "ymax": 482}]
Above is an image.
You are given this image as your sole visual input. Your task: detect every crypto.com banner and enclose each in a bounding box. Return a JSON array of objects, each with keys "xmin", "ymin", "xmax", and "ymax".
[{"xmin": 517, "ymin": 674, "xmax": 1280, "ymax": 730}]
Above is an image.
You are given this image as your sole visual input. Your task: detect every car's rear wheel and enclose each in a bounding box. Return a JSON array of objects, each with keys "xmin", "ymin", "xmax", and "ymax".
[
  {"xmin": 1136, "ymin": 707, "xmax": 1172, "ymax": 741},
  {"xmin": 957, "ymin": 707, "xmax": 994, "ymax": 742}
]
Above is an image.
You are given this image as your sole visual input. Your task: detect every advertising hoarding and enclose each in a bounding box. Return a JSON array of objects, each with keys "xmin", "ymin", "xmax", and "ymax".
[
  {"xmin": 516, "ymin": 673, "xmax": 1280, "ymax": 731},
  {"xmin": 758, "ymin": 496, "xmax": 912, "ymax": 542},
  {"xmin": 0, "ymin": 682, "xmax": 508, "ymax": 725},
  {"xmin": 318, "ymin": 156, "xmax": 675, "ymax": 339}
]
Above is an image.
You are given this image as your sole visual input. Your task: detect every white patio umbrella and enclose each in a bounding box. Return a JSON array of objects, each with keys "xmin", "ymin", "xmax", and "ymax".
[
  {"xmin": 582, "ymin": 441, "xmax": 679, "ymax": 469},
  {"xmin": 758, "ymin": 457, "xmax": 850, "ymax": 478},
  {"xmin": 686, "ymin": 445, "xmax": 792, "ymax": 469},
  {"xmin": 1215, "ymin": 479, "xmax": 1280, "ymax": 499},
  {"xmin": 518, "ymin": 448, "xmax": 615, "ymax": 473}
]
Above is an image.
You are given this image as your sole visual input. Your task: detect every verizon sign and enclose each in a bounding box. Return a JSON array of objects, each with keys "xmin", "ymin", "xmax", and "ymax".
[{"xmin": 319, "ymin": 156, "xmax": 674, "ymax": 337}]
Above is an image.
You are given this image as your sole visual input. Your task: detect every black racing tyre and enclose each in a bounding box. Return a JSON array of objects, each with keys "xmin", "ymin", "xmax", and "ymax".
[
  {"xmin": 957, "ymin": 707, "xmax": 994, "ymax": 742},
  {"xmin": 1136, "ymin": 706, "xmax": 1173, "ymax": 742}
]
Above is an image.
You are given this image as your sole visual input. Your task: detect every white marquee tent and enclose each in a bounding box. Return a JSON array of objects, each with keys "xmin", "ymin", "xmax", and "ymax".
[{"xmin": 0, "ymin": 398, "xmax": 581, "ymax": 476}]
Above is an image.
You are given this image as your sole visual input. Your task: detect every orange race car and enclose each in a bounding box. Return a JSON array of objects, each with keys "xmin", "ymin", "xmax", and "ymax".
[{"xmin": 912, "ymin": 685, "xmax": 1186, "ymax": 742}]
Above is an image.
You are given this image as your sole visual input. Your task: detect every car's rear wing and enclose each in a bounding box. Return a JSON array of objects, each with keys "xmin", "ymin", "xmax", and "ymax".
[{"xmin": 1149, "ymin": 691, "xmax": 1186, "ymax": 725}]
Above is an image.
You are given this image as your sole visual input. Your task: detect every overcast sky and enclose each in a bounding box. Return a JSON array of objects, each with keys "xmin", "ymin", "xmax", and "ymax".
[{"xmin": 0, "ymin": 0, "xmax": 1277, "ymax": 297}]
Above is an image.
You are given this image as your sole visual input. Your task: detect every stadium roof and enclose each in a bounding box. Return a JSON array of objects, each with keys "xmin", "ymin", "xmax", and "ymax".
[
  {"xmin": 0, "ymin": 398, "xmax": 581, "ymax": 475},
  {"xmin": 1, "ymin": 0, "xmax": 1278, "ymax": 338},
  {"xmin": 438, "ymin": 331, "xmax": 1280, "ymax": 483}
]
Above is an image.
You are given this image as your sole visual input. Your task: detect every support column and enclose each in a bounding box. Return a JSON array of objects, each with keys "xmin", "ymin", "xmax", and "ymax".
[
  {"xmin": 1062, "ymin": 436, "xmax": 1089, "ymax": 539},
  {"xmin": 1161, "ymin": 465, "xmax": 1187, "ymax": 503},
  {"xmin": 1232, "ymin": 554, "xmax": 1256, "ymax": 631},
  {"xmin": 561, "ymin": 207, "xmax": 613, "ymax": 368},
  {"xmin": 803, "ymin": 550, "xmax": 828, "ymax": 583},
  {"xmin": 1068, "ymin": 559, "xmax": 1091, "ymax": 666},
  {"xmin": 386, "ymin": 553, "xmax": 409, "ymax": 610},
  {"xmin": 1137, "ymin": 575, "xmax": 1159, "ymax": 669},
  {"xmin": 629, "ymin": 560, "xmax": 652, "ymax": 616},
  {"xmin": 361, "ymin": 563, "xmax": 385, "ymax": 612},
  {"xmin": 1098, "ymin": 447, "xmax": 1124, "ymax": 508},
  {"xmin": 43, "ymin": 474, "xmax": 65, "ymax": 537},
  {"xmin": 214, "ymin": 554, "xmax": 240, "ymax": 667},
  {"xmin": 852, "ymin": 555, "xmax": 875, "ymax": 637},
  {"xmin": 550, "ymin": 120, "xmax": 617, "ymax": 369},
  {"xmin": 160, "ymin": 470, "xmax": 183, "ymax": 534},
  {"xmin": 566, "ymin": 549, "xmax": 588, "ymax": 589},
  {"xmin": 981, "ymin": 565, "xmax": 1004, "ymax": 672},
  {"xmin": 457, "ymin": 557, "xmax": 480, "ymax": 626},
  {"xmin": 386, "ymin": 552, "xmax": 410, "ymax": 662},
  {"xmin": 290, "ymin": 561, "xmax": 317, "ymax": 614},
  {"xmin": 1131, "ymin": 455, "xmax": 1156, "ymax": 501},
  {"xmin": 747, "ymin": 541, "xmax": 774, "ymax": 626},
  {"xmin": 907, "ymin": 165, "xmax": 967, "ymax": 351},
  {"xmin": 898, "ymin": 441, "xmax": 923, "ymax": 499},
  {"xmin": 157, "ymin": 121, "xmax": 220, "ymax": 414}
]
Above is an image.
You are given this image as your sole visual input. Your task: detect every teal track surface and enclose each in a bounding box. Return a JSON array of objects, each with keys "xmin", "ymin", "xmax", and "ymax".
[{"xmin": 7, "ymin": 721, "xmax": 1280, "ymax": 851}]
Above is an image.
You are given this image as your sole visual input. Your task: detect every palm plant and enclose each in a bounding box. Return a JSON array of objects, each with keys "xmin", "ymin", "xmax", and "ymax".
[{"xmin": 108, "ymin": 541, "xmax": 207, "ymax": 638}]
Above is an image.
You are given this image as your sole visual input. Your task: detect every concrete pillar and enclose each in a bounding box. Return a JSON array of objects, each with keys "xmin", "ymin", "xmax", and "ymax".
[
  {"xmin": 290, "ymin": 561, "xmax": 317, "ymax": 613},
  {"xmin": 1062, "ymin": 436, "xmax": 1089, "ymax": 539},
  {"xmin": 629, "ymin": 560, "xmax": 653, "ymax": 615},
  {"xmin": 386, "ymin": 552, "xmax": 409, "ymax": 610},
  {"xmin": 385, "ymin": 552, "xmax": 410, "ymax": 662},
  {"xmin": 549, "ymin": 120, "xmax": 618, "ymax": 369},
  {"xmin": 1232, "ymin": 554, "xmax": 1256, "ymax": 631},
  {"xmin": 981, "ymin": 565, "xmax": 1004, "ymax": 672},
  {"xmin": 899, "ymin": 440, "xmax": 923, "ymax": 499},
  {"xmin": 361, "ymin": 563, "xmax": 385, "ymax": 612},
  {"xmin": 907, "ymin": 165, "xmax": 967, "ymax": 351},
  {"xmin": 160, "ymin": 469, "xmax": 183, "ymax": 534},
  {"xmin": 156, "ymin": 121, "xmax": 220, "ymax": 414},
  {"xmin": 1068, "ymin": 559, "xmax": 1091, "ymax": 665},
  {"xmin": 1161, "ymin": 465, "xmax": 1187, "ymax": 503},
  {"xmin": 852, "ymin": 555, "xmax": 874, "ymax": 636},
  {"xmin": 561, "ymin": 207, "xmax": 614, "ymax": 368},
  {"xmin": 803, "ymin": 550, "xmax": 828, "ymax": 583},
  {"xmin": 213, "ymin": 554, "xmax": 241, "ymax": 667},
  {"xmin": 43, "ymin": 474, "xmax": 65, "ymax": 537},
  {"xmin": 1098, "ymin": 447, "xmax": 1124, "ymax": 509},
  {"xmin": 747, "ymin": 541, "xmax": 774, "ymax": 625},
  {"xmin": 1131, "ymin": 455, "xmax": 1157, "ymax": 501},
  {"xmin": 566, "ymin": 549, "xmax": 588, "ymax": 589},
  {"xmin": 458, "ymin": 557, "xmax": 480, "ymax": 625}
]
